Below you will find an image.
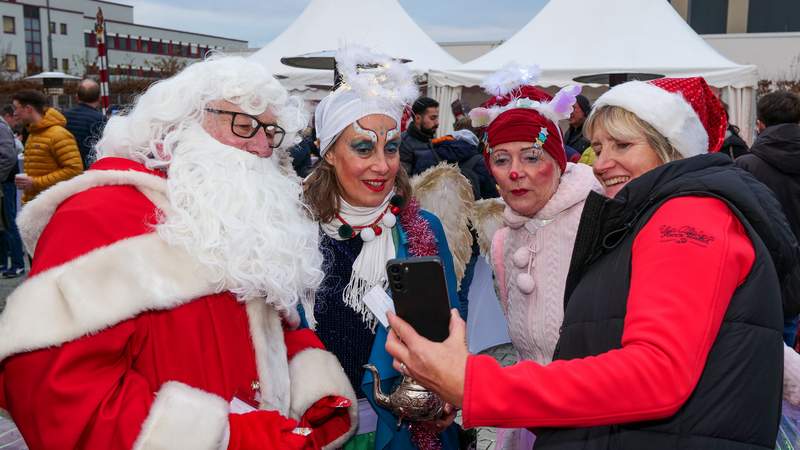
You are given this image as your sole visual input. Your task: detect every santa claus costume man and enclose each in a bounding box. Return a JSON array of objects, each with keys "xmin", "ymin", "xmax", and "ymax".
[{"xmin": 0, "ymin": 56, "xmax": 357, "ymax": 450}]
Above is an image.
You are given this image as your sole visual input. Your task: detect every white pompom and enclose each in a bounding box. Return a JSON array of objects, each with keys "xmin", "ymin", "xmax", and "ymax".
[
  {"xmin": 382, "ymin": 212, "xmax": 397, "ymax": 228},
  {"xmin": 512, "ymin": 247, "xmax": 529, "ymax": 269},
  {"xmin": 517, "ymin": 273, "xmax": 535, "ymax": 294},
  {"xmin": 360, "ymin": 227, "xmax": 376, "ymax": 242}
]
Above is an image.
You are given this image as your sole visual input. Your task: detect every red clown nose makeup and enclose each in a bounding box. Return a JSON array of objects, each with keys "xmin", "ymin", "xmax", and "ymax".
[{"xmin": 510, "ymin": 171, "xmax": 520, "ymax": 181}]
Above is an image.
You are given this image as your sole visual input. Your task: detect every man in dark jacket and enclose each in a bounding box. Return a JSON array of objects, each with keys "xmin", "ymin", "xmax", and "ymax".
[
  {"xmin": 432, "ymin": 119, "xmax": 498, "ymax": 200},
  {"xmin": 736, "ymin": 90, "xmax": 800, "ymax": 345},
  {"xmin": 64, "ymin": 79, "xmax": 106, "ymax": 169},
  {"xmin": 400, "ymin": 97, "xmax": 439, "ymax": 175},
  {"xmin": 563, "ymin": 95, "xmax": 591, "ymax": 153},
  {"xmin": 736, "ymin": 90, "xmax": 800, "ymax": 240},
  {"xmin": 0, "ymin": 105, "xmax": 24, "ymax": 278}
]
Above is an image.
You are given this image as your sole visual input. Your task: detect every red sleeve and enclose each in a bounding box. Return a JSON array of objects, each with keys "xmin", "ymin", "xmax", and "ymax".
[
  {"xmin": 2, "ymin": 186, "xmax": 159, "ymax": 449},
  {"xmin": 462, "ymin": 196, "xmax": 755, "ymax": 428}
]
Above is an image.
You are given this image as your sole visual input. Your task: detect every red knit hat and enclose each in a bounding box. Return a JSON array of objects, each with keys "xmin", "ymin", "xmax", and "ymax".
[
  {"xmin": 486, "ymin": 108, "xmax": 567, "ymax": 173},
  {"xmin": 593, "ymin": 77, "xmax": 727, "ymax": 157}
]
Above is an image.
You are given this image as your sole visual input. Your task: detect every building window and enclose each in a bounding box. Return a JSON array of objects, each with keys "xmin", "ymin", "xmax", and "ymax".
[
  {"xmin": 23, "ymin": 6, "xmax": 42, "ymax": 72},
  {"xmin": 3, "ymin": 54, "xmax": 18, "ymax": 72},
  {"xmin": 688, "ymin": 0, "xmax": 728, "ymax": 34},
  {"xmin": 60, "ymin": 23, "xmax": 66, "ymax": 35},
  {"xmin": 51, "ymin": 57, "xmax": 57, "ymax": 69},
  {"xmin": 3, "ymin": 16, "xmax": 15, "ymax": 34},
  {"xmin": 62, "ymin": 58, "xmax": 68, "ymax": 72},
  {"xmin": 119, "ymin": 36, "xmax": 128, "ymax": 51},
  {"xmin": 49, "ymin": 21, "xmax": 55, "ymax": 33},
  {"xmin": 747, "ymin": 0, "xmax": 800, "ymax": 32}
]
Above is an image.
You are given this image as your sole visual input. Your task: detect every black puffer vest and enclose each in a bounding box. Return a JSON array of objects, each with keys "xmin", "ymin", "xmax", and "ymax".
[{"xmin": 534, "ymin": 154, "xmax": 797, "ymax": 450}]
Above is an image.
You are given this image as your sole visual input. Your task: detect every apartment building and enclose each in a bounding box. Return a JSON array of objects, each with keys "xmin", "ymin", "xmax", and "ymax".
[{"xmin": 1, "ymin": 0, "xmax": 247, "ymax": 78}]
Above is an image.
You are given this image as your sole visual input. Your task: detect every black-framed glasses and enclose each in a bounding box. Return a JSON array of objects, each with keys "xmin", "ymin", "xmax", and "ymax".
[{"xmin": 205, "ymin": 108, "xmax": 286, "ymax": 148}]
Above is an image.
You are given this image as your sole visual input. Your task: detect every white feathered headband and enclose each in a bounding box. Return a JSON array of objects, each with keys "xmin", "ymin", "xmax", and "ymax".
[
  {"xmin": 469, "ymin": 63, "xmax": 582, "ymax": 128},
  {"xmin": 315, "ymin": 45, "xmax": 419, "ymax": 156}
]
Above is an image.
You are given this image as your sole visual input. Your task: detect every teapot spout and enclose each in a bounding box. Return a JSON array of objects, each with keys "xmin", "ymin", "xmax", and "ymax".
[{"xmin": 363, "ymin": 364, "xmax": 391, "ymax": 407}]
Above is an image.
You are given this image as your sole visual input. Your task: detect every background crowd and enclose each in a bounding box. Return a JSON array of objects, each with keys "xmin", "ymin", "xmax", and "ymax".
[{"xmin": 0, "ymin": 80, "xmax": 106, "ymax": 279}]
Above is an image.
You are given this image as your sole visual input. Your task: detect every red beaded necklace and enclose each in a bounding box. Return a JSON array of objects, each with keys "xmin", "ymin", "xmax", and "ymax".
[{"xmin": 336, "ymin": 195, "xmax": 404, "ymax": 241}]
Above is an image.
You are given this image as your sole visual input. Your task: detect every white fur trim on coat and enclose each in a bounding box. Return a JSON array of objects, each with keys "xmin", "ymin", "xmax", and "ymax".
[
  {"xmin": 133, "ymin": 381, "xmax": 229, "ymax": 450},
  {"xmin": 0, "ymin": 233, "xmax": 219, "ymax": 363},
  {"xmin": 592, "ymin": 80, "xmax": 708, "ymax": 158},
  {"xmin": 16, "ymin": 169, "xmax": 168, "ymax": 256},
  {"xmin": 288, "ymin": 348, "xmax": 358, "ymax": 449},
  {"xmin": 247, "ymin": 300, "xmax": 291, "ymax": 416}
]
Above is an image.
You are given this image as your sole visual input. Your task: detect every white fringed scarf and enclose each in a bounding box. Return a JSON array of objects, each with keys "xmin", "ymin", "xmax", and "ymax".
[{"xmin": 321, "ymin": 192, "xmax": 396, "ymax": 330}]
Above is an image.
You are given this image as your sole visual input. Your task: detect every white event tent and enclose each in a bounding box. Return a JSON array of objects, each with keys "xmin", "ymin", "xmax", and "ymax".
[
  {"xmin": 250, "ymin": 0, "xmax": 460, "ymax": 102},
  {"xmin": 429, "ymin": 0, "xmax": 759, "ymax": 142}
]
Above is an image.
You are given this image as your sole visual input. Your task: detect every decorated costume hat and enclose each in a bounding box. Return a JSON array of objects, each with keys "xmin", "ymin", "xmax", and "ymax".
[
  {"xmin": 315, "ymin": 45, "xmax": 418, "ymax": 156},
  {"xmin": 591, "ymin": 77, "xmax": 727, "ymax": 158},
  {"xmin": 469, "ymin": 63, "xmax": 581, "ymax": 173}
]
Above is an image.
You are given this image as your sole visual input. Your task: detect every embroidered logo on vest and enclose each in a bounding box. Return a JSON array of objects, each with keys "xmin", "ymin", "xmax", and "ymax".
[{"xmin": 659, "ymin": 225, "xmax": 715, "ymax": 247}]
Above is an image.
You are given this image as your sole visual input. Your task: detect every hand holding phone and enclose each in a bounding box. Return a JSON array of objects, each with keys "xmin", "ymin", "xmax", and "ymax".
[{"xmin": 386, "ymin": 257, "xmax": 451, "ymax": 342}]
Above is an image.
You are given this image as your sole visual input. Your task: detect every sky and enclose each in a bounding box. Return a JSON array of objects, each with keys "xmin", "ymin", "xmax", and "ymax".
[{"xmin": 112, "ymin": 0, "xmax": 549, "ymax": 48}]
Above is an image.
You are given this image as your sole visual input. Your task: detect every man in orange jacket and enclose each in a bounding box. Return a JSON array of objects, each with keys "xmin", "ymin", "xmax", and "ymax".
[{"xmin": 12, "ymin": 90, "xmax": 82, "ymax": 202}]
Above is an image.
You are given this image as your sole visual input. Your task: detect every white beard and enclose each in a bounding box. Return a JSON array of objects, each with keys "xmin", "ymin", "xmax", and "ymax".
[{"xmin": 156, "ymin": 125, "xmax": 323, "ymax": 323}]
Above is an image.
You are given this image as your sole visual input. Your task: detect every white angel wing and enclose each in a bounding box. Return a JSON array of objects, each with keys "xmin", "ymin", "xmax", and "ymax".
[
  {"xmin": 410, "ymin": 163, "xmax": 475, "ymax": 290},
  {"xmin": 470, "ymin": 197, "xmax": 506, "ymax": 259}
]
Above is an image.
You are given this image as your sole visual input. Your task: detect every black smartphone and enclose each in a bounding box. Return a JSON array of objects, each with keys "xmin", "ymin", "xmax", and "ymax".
[{"xmin": 386, "ymin": 256, "xmax": 451, "ymax": 342}]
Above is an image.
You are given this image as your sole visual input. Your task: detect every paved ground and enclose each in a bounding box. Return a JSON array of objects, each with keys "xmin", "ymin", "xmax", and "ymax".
[{"xmin": 0, "ymin": 268, "xmax": 27, "ymax": 312}]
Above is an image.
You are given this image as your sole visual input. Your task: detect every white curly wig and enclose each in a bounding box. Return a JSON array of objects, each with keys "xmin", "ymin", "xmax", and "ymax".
[{"xmin": 96, "ymin": 54, "xmax": 307, "ymax": 169}]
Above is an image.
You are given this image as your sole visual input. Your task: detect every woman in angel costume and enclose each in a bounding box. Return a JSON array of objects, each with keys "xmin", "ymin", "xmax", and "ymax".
[
  {"xmin": 303, "ymin": 47, "xmax": 462, "ymax": 450},
  {"xmin": 467, "ymin": 66, "xmax": 603, "ymax": 450}
]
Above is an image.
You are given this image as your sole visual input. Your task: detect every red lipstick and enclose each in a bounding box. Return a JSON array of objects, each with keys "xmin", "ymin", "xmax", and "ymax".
[{"xmin": 362, "ymin": 179, "xmax": 387, "ymax": 192}]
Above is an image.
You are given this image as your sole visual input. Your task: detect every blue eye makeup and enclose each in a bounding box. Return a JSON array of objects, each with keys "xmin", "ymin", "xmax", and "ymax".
[
  {"xmin": 350, "ymin": 139, "xmax": 375, "ymax": 155},
  {"xmin": 385, "ymin": 139, "xmax": 400, "ymax": 153}
]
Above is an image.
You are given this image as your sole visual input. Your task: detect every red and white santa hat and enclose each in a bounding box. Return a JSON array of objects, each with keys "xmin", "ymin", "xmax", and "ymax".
[{"xmin": 591, "ymin": 77, "xmax": 727, "ymax": 158}]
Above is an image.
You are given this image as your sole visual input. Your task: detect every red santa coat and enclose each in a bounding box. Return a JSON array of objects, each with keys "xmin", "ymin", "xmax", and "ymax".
[{"xmin": 0, "ymin": 158, "xmax": 357, "ymax": 450}]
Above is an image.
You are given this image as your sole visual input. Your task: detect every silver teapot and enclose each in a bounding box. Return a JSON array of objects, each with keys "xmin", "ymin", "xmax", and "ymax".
[{"xmin": 363, "ymin": 364, "xmax": 445, "ymax": 426}]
